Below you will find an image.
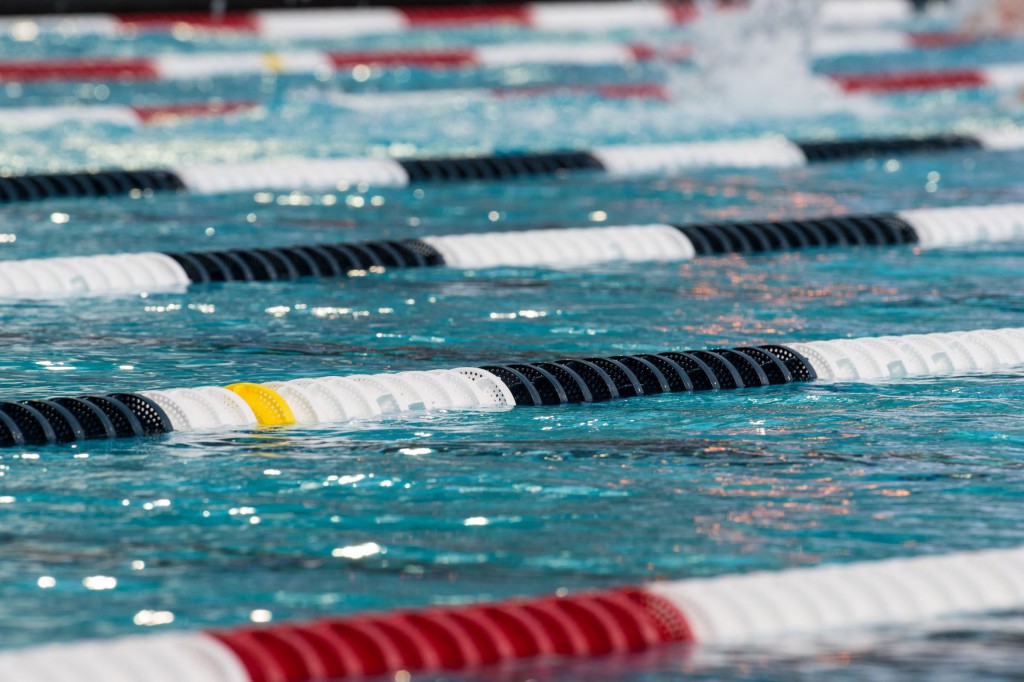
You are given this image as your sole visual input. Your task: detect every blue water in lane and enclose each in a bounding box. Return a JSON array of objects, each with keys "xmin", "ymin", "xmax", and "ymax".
[{"xmin": 1, "ymin": 5, "xmax": 1024, "ymax": 680}]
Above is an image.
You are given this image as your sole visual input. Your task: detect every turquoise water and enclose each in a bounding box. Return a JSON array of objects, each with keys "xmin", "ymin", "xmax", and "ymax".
[{"xmin": 2, "ymin": 5, "xmax": 1024, "ymax": 680}]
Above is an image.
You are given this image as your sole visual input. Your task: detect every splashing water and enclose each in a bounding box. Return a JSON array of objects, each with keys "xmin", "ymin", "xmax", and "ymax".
[{"xmin": 665, "ymin": 0, "xmax": 891, "ymax": 127}]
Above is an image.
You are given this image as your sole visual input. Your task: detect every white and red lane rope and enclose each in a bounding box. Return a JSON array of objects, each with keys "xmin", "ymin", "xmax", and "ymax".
[
  {"xmin": 0, "ymin": 100, "xmax": 258, "ymax": 128},
  {"xmin": 0, "ymin": 0, "xmax": 932, "ymax": 40},
  {"xmin": 0, "ymin": 41, "xmax": 663, "ymax": 82},
  {"xmin": 0, "ymin": 40, "xmax": 1012, "ymax": 85},
  {"xmin": 4, "ymin": 43, "xmax": 999, "ymax": 130},
  {"xmin": 833, "ymin": 62, "xmax": 1024, "ymax": 93},
  {"xmin": 0, "ymin": 83, "xmax": 671, "ymax": 130},
  {"xmin": 1, "ymin": 543, "xmax": 1022, "ymax": 680},
  {"xmin": 0, "ymin": 2, "xmax": 706, "ymax": 39},
  {"xmin": 321, "ymin": 82, "xmax": 671, "ymax": 112}
]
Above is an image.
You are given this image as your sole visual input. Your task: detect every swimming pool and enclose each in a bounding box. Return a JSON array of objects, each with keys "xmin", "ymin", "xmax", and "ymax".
[{"xmin": 1, "ymin": 1, "xmax": 1024, "ymax": 679}]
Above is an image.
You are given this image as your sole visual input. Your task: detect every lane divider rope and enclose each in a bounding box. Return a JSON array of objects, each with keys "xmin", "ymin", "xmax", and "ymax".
[
  {"xmin": 0, "ymin": 53, "xmax": 1005, "ymax": 130},
  {"xmin": 0, "ymin": 101, "xmax": 258, "ymax": 129},
  {"xmin": 0, "ymin": 43, "xmax": 1009, "ymax": 85},
  {"xmin": 833, "ymin": 62, "xmax": 1024, "ymax": 93},
  {"xmin": 0, "ymin": 0, "xmax": 928, "ymax": 39},
  {"xmin": 0, "ymin": 42, "xmax": 671, "ymax": 83},
  {"xmin": 0, "ymin": 203, "xmax": 1020, "ymax": 299},
  {"xmin": 325, "ymin": 64, "xmax": 993, "ymax": 110},
  {"xmin": 1, "ymin": 542, "xmax": 1022, "ymax": 680},
  {"xmin": 1, "ymin": 131, "xmax": 1021, "ymax": 203},
  {"xmin": 0, "ymin": 84, "xmax": 670, "ymax": 130},
  {"xmin": 2, "ymin": 327, "xmax": 1024, "ymax": 446},
  {"xmin": 0, "ymin": 29, "xmax": 985, "ymax": 85}
]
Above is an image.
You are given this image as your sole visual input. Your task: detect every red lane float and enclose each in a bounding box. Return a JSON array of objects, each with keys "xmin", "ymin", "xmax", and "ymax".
[
  {"xmin": 829, "ymin": 63, "xmax": 1024, "ymax": 93},
  {"xmin": 396, "ymin": 4, "xmax": 533, "ymax": 27},
  {"xmin": 829, "ymin": 62, "xmax": 1024, "ymax": 93},
  {"xmin": 907, "ymin": 31, "xmax": 976, "ymax": 49},
  {"xmin": 211, "ymin": 588, "xmax": 690, "ymax": 681},
  {"xmin": 834, "ymin": 67, "xmax": 991, "ymax": 93},
  {"xmin": 130, "ymin": 100, "xmax": 259, "ymax": 123},
  {"xmin": 0, "ymin": 57, "xmax": 157, "ymax": 82},
  {"xmin": 114, "ymin": 11, "xmax": 262, "ymax": 32},
  {"xmin": 325, "ymin": 48, "xmax": 478, "ymax": 69}
]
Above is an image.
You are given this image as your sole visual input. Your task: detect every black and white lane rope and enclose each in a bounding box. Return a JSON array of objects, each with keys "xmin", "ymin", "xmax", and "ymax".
[
  {"xmin": 1, "ymin": 327, "xmax": 1023, "ymax": 447},
  {"xmin": 0, "ymin": 203, "xmax": 1020, "ymax": 299},
  {"xmin": 1, "ymin": 129, "xmax": 1021, "ymax": 203}
]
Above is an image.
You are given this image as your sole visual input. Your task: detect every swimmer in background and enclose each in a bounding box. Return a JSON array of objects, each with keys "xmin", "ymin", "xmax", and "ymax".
[
  {"xmin": 958, "ymin": 0, "xmax": 1024, "ymax": 101},
  {"xmin": 961, "ymin": 0, "xmax": 1024, "ymax": 35}
]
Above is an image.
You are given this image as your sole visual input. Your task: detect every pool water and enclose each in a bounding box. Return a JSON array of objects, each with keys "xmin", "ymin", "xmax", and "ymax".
[{"xmin": 1, "ymin": 2, "xmax": 1024, "ymax": 679}]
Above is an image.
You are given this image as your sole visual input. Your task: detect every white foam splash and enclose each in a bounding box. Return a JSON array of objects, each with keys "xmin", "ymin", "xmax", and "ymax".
[{"xmin": 663, "ymin": 0, "xmax": 891, "ymax": 126}]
